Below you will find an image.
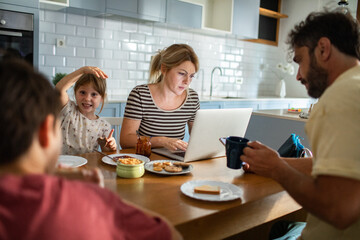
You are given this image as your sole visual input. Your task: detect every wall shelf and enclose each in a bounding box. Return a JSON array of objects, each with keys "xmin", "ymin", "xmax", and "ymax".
[{"xmin": 259, "ymin": 7, "xmax": 287, "ymax": 19}]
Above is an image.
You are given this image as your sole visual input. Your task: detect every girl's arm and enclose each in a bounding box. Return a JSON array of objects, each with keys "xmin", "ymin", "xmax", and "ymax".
[{"xmin": 55, "ymin": 66, "xmax": 108, "ymax": 107}]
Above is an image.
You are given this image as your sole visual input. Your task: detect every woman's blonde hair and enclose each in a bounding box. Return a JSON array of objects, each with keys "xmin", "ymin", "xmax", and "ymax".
[
  {"xmin": 74, "ymin": 74, "xmax": 107, "ymax": 114},
  {"xmin": 149, "ymin": 44, "xmax": 199, "ymax": 83}
]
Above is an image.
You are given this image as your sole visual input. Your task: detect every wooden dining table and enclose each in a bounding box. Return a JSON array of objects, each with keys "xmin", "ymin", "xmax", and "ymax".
[{"xmin": 81, "ymin": 149, "xmax": 302, "ymax": 240}]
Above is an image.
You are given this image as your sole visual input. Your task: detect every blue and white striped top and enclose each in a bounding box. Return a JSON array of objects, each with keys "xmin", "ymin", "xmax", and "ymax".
[{"xmin": 123, "ymin": 84, "xmax": 200, "ymax": 140}]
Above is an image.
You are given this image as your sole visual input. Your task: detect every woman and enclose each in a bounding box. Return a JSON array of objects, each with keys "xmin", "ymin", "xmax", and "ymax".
[{"xmin": 120, "ymin": 44, "xmax": 200, "ymax": 151}]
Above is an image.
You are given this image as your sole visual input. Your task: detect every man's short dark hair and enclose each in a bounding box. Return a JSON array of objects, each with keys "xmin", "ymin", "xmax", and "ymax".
[
  {"xmin": 287, "ymin": 11, "xmax": 360, "ymax": 59},
  {"xmin": 0, "ymin": 60, "xmax": 61, "ymax": 165}
]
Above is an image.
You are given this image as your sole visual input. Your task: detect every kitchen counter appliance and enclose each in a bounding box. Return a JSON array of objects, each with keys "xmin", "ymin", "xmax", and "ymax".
[{"xmin": 0, "ymin": 9, "xmax": 34, "ymax": 64}]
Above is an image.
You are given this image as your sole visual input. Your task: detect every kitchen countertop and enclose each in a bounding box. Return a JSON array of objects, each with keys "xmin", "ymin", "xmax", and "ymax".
[{"xmin": 253, "ymin": 109, "xmax": 309, "ymax": 122}]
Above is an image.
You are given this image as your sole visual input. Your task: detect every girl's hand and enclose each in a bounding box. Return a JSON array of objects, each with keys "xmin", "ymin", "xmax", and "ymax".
[
  {"xmin": 98, "ymin": 129, "xmax": 117, "ymax": 152},
  {"xmin": 81, "ymin": 66, "xmax": 108, "ymax": 79},
  {"xmin": 163, "ymin": 138, "xmax": 188, "ymax": 152}
]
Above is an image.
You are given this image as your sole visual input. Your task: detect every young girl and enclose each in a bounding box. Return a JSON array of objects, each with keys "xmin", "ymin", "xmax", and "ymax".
[{"xmin": 56, "ymin": 66, "xmax": 117, "ymax": 155}]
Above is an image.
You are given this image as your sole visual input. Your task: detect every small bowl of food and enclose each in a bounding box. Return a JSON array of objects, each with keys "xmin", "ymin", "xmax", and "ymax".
[{"xmin": 116, "ymin": 157, "xmax": 145, "ymax": 178}]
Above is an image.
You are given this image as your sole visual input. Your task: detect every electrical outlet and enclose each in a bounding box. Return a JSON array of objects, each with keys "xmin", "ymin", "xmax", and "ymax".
[{"xmin": 56, "ymin": 38, "xmax": 65, "ymax": 47}]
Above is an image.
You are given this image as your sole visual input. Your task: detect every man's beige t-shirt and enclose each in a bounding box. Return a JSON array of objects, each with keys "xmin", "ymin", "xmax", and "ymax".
[
  {"xmin": 301, "ymin": 65, "xmax": 360, "ymax": 239},
  {"xmin": 60, "ymin": 101, "xmax": 111, "ymax": 155}
]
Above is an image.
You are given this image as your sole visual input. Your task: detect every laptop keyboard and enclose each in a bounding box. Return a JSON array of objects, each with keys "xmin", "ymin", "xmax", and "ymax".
[{"xmin": 172, "ymin": 151, "xmax": 185, "ymax": 157}]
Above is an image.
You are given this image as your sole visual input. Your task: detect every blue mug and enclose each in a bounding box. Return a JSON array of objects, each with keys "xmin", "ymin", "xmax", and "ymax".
[{"xmin": 220, "ymin": 136, "xmax": 249, "ymax": 169}]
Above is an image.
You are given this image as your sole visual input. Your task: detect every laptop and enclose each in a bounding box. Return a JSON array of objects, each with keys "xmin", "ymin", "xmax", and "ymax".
[{"xmin": 151, "ymin": 108, "xmax": 252, "ymax": 162}]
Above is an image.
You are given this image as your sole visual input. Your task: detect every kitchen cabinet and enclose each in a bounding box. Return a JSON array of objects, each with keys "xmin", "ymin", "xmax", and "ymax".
[
  {"xmin": 1, "ymin": 0, "xmax": 38, "ymax": 9},
  {"xmin": 178, "ymin": 0, "xmax": 259, "ymax": 38},
  {"xmin": 232, "ymin": 0, "xmax": 260, "ymax": 38},
  {"xmin": 98, "ymin": 103, "xmax": 121, "ymax": 117},
  {"xmin": 245, "ymin": 0, "xmax": 288, "ymax": 46},
  {"xmin": 106, "ymin": 0, "xmax": 166, "ymax": 22},
  {"xmin": 68, "ymin": 0, "xmax": 105, "ymax": 14},
  {"xmin": 39, "ymin": 0, "xmax": 68, "ymax": 10},
  {"xmin": 166, "ymin": 0, "xmax": 202, "ymax": 29},
  {"xmin": 245, "ymin": 110, "xmax": 310, "ymax": 150}
]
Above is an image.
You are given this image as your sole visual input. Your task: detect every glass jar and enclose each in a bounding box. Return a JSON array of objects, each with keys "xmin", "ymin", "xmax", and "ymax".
[{"xmin": 136, "ymin": 136, "xmax": 151, "ymax": 157}]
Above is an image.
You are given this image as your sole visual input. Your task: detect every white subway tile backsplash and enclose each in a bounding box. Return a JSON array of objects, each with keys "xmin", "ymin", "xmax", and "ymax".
[
  {"xmin": 153, "ymin": 26, "xmax": 167, "ymax": 36},
  {"xmin": 45, "ymin": 56, "xmax": 65, "ymax": 67},
  {"xmin": 129, "ymin": 71, "xmax": 144, "ymax": 80},
  {"xmin": 40, "ymin": 10, "xmax": 284, "ymax": 99},
  {"xmin": 104, "ymin": 59, "xmax": 121, "ymax": 69},
  {"xmin": 56, "ymin": 46, "xmax": 76, "ymax": 57},
  {"xmin": 39, "ymin": 66, "xmax": 54, "ymax": 80},
  {"xmin": 66, "ymin": 57, "xmax": 85, "ymax": 68},
  {"xmin": 137, "ymin": 44, "xmax": 153, "ymax": 53},
  {"xmin": 105, "ymin": 40, "xmax": 120, "ymax": 50},
  {"xmin": 95, "ymin": 29, "xmax": 113, "ymax": 40},
  {"xmin": 130, "ymin": 33, "xmax": 146, "ymax": 43},
  {"xmin": 85, "ymin": 58, "xmax": 104, "ymax": 68},
  {"xmin": 105, "ymin": 19, "xmax": 121, "ymax": 31},
  {"xmin": 86, "ymin": 16, "xmax": 105, "ymax": 28},
  {"xmin": 121, "ymin": 61, "xmax": 137, "ymax": 70},
  {"xmin": 67, "ymin": 13, "xmax": 86, "ymax": 26},
  {"xmin": 113, "ymin": 70, "xmax": 128, "ymax": 79},
  {"xmin": 113, "ymin": 31, "xmax": 130, "ymax": 41},
  {"xmin": 56, "ymin": 23, "xmax": 76, "ymax": 35},
  {"xmin": 44, "ymin": 11, "xmax": 65, "ymax": 24},
  {"xmin": 129, "ymin": 52, "xmax": 145, "ymax": 61},
  {"xmin": 113, "ymin": 50, "xmax": 129, "ymax": 60},
  {"xmin": 122, "ymin": 42, "xmax": 137, "ymax": 51},
  {"xmin": 76, "ymin": 48, "xmax": 95, "ymax": 58},
  {"xmin": 77, "ymin": 26, "xmax": 96, "ymax": 38},
  {"xmin": 145, "ymin": 36, "xmax": 159, "ymax": 45},
  {"xmin": 56, "ymin": 67, "xmax": 76, "ymax": 74},
  {"xmin": 86, "ymin": 38, "xmax": 104, "ymax": 48},
  {"xmin": 138, "ymin": 23, "xmax": 153, "ymax": 35},
  {"xmin": 39, "ymin": 44, "xmax": 55, "ymax": 55},
  {"xmin": 137, "ymin": 62, "xmax": 150, "ymax": 71},
  {"xmin": 95, "ymin": 49, "xmax": 113, "ymax": 59},
  {"xmin": 66, "ymin": 36, "xmax": 86, "ymax": 47},
  {"xmin": 40, "ymin": 21, "xmax": 55, "ymax": 33},
  {"xmin": 122, "ymin": 21, "xmax": 138, "ymax": 33}
]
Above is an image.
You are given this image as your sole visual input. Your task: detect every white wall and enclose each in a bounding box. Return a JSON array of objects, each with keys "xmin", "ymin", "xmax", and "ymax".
[
  {"xmin": 39, "ymin": 1, "xmax": 358, "ymax": 101},
  {"xmin": 38, "ymin": 9, "xmax": 285, "ymax": 100},
  {"xmin": 278, "ymin": 0, "xmax": 358, "ymax": 98}
]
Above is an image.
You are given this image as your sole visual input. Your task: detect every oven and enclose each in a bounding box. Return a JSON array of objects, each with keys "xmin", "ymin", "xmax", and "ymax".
[{"xmin": 0, "ymin": 9, "xmax": 34, "ymax": 65}]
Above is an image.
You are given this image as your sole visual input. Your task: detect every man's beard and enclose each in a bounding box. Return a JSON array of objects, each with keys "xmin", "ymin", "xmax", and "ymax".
[{"xmin": 304, "ymin": 54, "xmax": 329, "ymax": 98}]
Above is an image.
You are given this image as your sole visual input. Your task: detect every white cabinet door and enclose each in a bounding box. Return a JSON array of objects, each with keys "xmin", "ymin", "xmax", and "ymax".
[
  {"xmin": 232, "ymin": 0, "xmax": 260, "ymax": 38},
  {"xmin": 166, "ymin": 0, "xmax": 202, "ymax": 29}
]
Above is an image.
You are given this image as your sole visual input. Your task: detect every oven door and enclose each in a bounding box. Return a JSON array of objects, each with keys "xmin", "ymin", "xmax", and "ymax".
[{"xmin": 0, "ymin": 9, "xmax": 34, "ymax": 65}]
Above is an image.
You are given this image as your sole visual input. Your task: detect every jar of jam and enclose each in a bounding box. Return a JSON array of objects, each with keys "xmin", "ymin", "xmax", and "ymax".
[{"xmin": 136, "ymin": 136, "xmax": 151, "ymax": 157}]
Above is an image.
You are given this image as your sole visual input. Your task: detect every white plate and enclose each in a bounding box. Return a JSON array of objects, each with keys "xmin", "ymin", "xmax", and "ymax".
[
  {"xmin": 57, "ymin": 155, "xmax": 88, "ymax": 168},
  {"xmin": 144, "ymin": 160, "xmax": 193, "ymax": 175},
  {"xmin": 101, "ymin": 153, "xmax": 150, "ymax": 166},
  {"xmin": 180, "ymin": 180, "xmax": 242, "ymax": 201}
]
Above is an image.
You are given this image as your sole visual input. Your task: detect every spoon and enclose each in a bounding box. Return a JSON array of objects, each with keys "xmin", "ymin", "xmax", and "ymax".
[{"xmin": 95, "ymin": 150, "xmax": 117, "ymax": 163}]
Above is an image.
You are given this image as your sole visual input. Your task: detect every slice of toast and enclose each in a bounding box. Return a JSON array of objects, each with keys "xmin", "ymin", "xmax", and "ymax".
[{"xmin": 194, "ymin": 185, "xmax": 221, "ymax": 195}]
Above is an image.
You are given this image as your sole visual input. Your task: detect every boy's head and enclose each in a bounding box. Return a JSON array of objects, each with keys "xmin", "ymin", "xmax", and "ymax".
[
  {"xmin": 74, "ymin": 74, "xmax": 107, "ymax": 114},
  {"xmin": 0, "ymin": 60, "xmax": 62, "ymax": 166}
]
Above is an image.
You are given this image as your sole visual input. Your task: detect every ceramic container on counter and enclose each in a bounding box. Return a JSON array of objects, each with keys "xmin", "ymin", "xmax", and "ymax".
[{"xmin": 116, "ymin": 160, "xmax": 145, "ymax": 178}]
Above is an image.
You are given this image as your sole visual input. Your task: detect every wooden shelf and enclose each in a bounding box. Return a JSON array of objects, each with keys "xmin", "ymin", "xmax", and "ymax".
[{"xmin": 259, "ymin": 7, "xmax": 288, "ymax": 19}]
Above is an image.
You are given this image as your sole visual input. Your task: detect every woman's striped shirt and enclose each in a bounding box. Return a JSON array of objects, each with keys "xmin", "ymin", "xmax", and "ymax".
[{"xmin": 123, "ymin": 84, "xmax": 200, "ymax": 139}]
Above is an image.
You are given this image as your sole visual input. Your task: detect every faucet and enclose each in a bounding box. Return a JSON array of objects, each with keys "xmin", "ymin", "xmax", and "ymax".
[{"xmin": 210, "ymin": 67, "xmax": 223, "ymax": 98}]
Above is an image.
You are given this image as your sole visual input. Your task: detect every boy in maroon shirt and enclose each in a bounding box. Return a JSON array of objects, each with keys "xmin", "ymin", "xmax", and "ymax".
[{"xmin": 0, "ymin": 60, "xmax": 182, "ymax": 240}]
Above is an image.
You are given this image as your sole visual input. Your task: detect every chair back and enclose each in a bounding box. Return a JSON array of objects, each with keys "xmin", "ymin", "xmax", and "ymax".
[{"xmin": 102, "ymin": 117, "xmax": 124, "ymax": 149}]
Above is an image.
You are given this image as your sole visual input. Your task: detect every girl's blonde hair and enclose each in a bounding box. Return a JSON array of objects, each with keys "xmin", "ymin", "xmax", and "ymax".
[
  {"xmin": 149, "ymin": 44, "xmax": 199, "ymax": 84},
  {"xmin": 74, "ymin": 74, "xmax": 107, "ymax": 114}
]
